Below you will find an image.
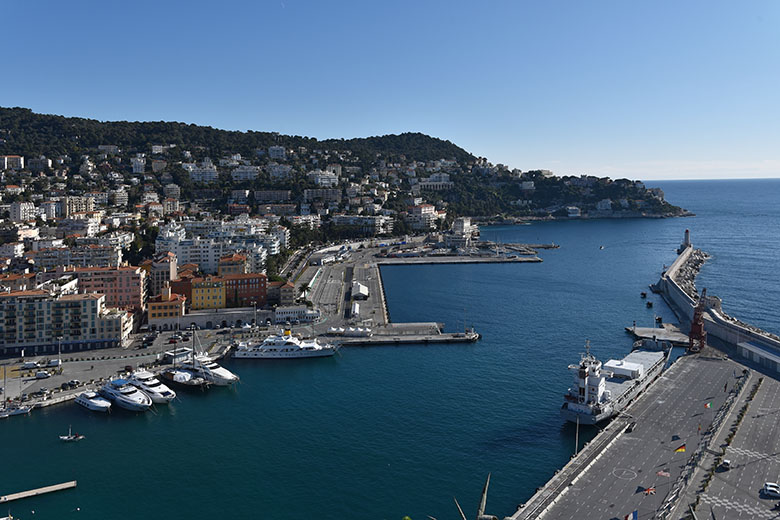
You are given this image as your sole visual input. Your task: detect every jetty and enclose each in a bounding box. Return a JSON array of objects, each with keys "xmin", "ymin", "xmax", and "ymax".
[
  {"xmin": 626, "ymin": 324, "xmax": 689, "ymax": 345},
  {"xmin": 0, "ymin": 481, "xmax": 77, "ymax": 503}
]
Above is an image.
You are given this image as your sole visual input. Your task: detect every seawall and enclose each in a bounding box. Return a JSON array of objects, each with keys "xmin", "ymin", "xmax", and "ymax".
[{"xmin": 655, "ymin": 243, "xmax": 780, "ymax": 365}]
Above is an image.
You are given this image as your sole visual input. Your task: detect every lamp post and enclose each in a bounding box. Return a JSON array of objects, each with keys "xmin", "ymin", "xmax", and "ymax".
[{"xmin": 57, "ymin": 336, "xmax": 62, "ymax": 373}]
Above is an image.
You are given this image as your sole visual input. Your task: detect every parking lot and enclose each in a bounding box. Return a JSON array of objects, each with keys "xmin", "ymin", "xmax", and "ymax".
[{"xmin": 701, "ymin": 376, "xmax": 780, "ymax": 518}]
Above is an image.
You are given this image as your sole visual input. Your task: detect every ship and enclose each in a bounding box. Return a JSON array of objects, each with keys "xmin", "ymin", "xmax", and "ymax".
[{"xmin": 560, "ymin": 341, "xmax": 667, "ymax": 425}]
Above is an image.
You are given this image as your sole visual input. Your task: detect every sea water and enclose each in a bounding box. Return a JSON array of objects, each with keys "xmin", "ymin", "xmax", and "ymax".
[{"xmin": 0, "ymin": 179, "xmax": 778, "ymax": 519}]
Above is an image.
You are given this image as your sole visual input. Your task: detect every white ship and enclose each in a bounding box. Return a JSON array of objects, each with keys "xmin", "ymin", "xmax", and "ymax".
[
  {"xmin": 560, "ymin": 342, "xmax": 667, "ymax": 425},
  {"xmin": 234, "ymin": 331, "xmax": 338, "ymax": 359},
  {"xmin": 128, "ymin": 369, "xmax": 176, "ymax": 404},
  {"xmin": 99, "ymin": 379, "xmax": 153, "ymax": 412}
]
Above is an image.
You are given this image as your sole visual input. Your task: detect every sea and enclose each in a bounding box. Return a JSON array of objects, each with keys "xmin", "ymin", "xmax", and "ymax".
[{"xmin": 1, "ymin": 179, "xmax": 779, "ymax": 520}]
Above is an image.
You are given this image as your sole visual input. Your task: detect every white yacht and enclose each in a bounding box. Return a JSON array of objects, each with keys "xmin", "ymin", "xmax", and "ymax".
[
  {"xmin": 1, "ymin": 404, "xmax": 33, "ymax": 417},
  {"xmin": 181, "ymin": 354, "xmax": 239, "ymax": 386},
  {"xmin": 128, "ymin": 369, "xmax": 176, "ymax": 404},
  {"xmin": 75, "ymin": 391, "xmax": 112, "ymax": 413},
  {"xmin": 234, "ymin": 331, "xmax": 338, "ymax": 359},
  {"xmin": 99, "ymin": 379, "xmax": 152, "ymax": 412}
]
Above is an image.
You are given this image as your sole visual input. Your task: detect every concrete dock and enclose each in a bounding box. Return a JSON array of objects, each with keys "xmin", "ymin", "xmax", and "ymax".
[
  {"xmin": 508, "ymin": 350, "xmax": 747, "ymax": 520},
  {"xmin": 0, "ymin": 481, "xmax": 77, "ymax": 503},
  {"xmin": 626, "ymin": 324, "xmax": 690, "ymax": 345}
]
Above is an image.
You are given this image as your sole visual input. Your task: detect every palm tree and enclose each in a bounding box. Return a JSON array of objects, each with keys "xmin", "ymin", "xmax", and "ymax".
[{"xmin": 299, "ymin": 282, "xmax": 310, "ymax": 300}]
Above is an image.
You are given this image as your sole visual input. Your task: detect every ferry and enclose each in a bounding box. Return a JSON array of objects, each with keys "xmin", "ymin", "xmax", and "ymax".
[
  {"xmin": 560, "ymin": 342, "xmax": 667, "ymax": 425},
  {"xmin": 234, "ymin": 330, "xmax": 338, "ymax": 359}
]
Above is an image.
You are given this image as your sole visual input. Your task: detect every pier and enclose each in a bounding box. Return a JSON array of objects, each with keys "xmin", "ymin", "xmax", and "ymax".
[
  {"xmin": 626, "ymin": 324, "xmax": 690, "ymax": 345},
  {"xmin": 0, "ymin": 481, "xmax": 77, "ymax": 504},
  {"xmin": 507, "ymin": 230, "xmax": 780, "ymax": 519},
  {"xmin": 507, "ymin": 352, "xmax": 746, "ymax": 520}
]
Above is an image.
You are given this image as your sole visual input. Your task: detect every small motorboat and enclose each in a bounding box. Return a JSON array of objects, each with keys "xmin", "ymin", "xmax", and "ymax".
[
  {"xmin": 640, "ymin": 292, "xmax": 647, "ymax": 298},
  {"xmin": 59, "ymin": 425, "xmax": 85, "ymax": 442},
  {"xmin": 646, "ymin": 301, "xmax": 653, "ymax": 308},
  {"xmin": 75, "ymin": 391, "xmax": 112, "ymax": 413}
]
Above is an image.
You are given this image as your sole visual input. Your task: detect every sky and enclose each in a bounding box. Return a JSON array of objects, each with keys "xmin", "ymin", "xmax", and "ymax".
[{"xmin": 3, "ymin": 0, "xmax": 780, "ymax": 180}]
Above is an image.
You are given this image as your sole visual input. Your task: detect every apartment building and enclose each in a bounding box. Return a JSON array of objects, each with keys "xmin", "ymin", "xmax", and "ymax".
[
  {"xmin": 191, "ymin": 276, "xmax": 226, "ymax": 310},
  {"xmin": 26, "ymin": 245, "xmax": 122, "ymax": 270},
  {"xmin": 0, "ymin": 291, "xmax": 133, "ymax": 356}
]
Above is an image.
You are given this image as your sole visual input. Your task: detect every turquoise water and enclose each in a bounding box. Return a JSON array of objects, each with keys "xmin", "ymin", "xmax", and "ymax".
[{"xmin": 1, "ymin": 179, "xmax": 779, "ymax": 519}]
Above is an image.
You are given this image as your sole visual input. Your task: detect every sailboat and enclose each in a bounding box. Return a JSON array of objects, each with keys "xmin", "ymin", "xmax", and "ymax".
[
  {"xmin": 59, "ymin": 425, "xmax": 85, "ymax": 442},
  {"xmin": 180, "ymin": 330, "xmax": 239, "ymax": 386}
]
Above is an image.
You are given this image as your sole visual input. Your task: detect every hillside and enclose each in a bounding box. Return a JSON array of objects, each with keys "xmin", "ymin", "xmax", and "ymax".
[{"xmin": 0, "ymin": 107, "xmax": 474, "ymax": 164}]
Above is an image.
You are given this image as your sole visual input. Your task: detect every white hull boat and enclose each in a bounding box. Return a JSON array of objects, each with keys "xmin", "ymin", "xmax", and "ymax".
[
  {"xmin": 181, "ymin": 354, "xmax": 239, "ymax": 386},
  {"xmin": 75, "ymin": 391, "xmax": 112, "ymax": 413},
  {"xmin": 99, "ymin": 379, "xmax": 152, "ymax": 412},
  {"xmin": 128, "ymin": 370, "xmax": 176, "ymax": 404},
  {"xmin": 234, "ymin": 331, "xmax": 338, "ymax": 359}
]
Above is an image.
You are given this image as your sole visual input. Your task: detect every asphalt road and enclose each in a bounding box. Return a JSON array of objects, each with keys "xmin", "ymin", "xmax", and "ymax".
[
  {"xmin": 539, "ymin": 353, "xmax": 742, "ymax": 520},
  {"xmin": 701, "ymin": 376, "xmax": 780, "ymax": 519}
]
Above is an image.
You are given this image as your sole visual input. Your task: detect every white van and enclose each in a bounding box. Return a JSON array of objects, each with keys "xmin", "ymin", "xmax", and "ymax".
[
  {"xmin": 21, "ymin": 361, "xmax": 40, "ymax": 369},
  {"xmin": 35, "ymin": 370, "xmax": 51, "ymax": 379},
  {"xmin": 47, "ymin": 359, "xmax": 62, "ymax": 368}
]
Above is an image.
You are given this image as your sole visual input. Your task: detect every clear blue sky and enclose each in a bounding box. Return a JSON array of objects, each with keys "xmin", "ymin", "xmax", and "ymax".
[{"xmin": 3, "ymin": 1, "xmax": 780, "ymax": 180}]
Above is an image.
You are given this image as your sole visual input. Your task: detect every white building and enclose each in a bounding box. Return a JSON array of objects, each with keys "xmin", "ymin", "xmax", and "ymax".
[
  {"xmin": 131, "ymin": 155, "xmax": 146, "ymax": 174},
  {"xmin": 10, "ymin": 201, "xmax": 36, "ymax": 223},
  {"xmin": 418, "ymin": 172, "xmax": 454, "ymax": 191},
  {"xmin": 268, "ymin": 146, "xmax": 287, "ymax": 160},
  {"xmin": 26, "ymin": 245, "xmax": 123, "ymax": 269},
  {"xmin": 596, "ymin": 199, "xmax": 612, "ymax": 211},
  {"xmin": 331, "ymin": 215, "xmax": 394, "ymax": 235},
  {"xmin": 231, "ymin": 165, "xmax": 260, "ymax": 182},
  {"xmin": 267, "ymin": 163, "xmax": 292, "ymax": 180},
  {"xmin": 110, "ymin": 189, "xmax": 129, "ymax": 207},
  {"xmin": 307, "ymin": 169, "xmax": 339, "ymax": 187},
  {"xmin": 0, "ymin": 291, "xmax": 133, "ymax": 355},
  {"xmin": 164, "ymin": 183, "xmax": 181, "ymax": 200},
  {"xmin": 190, "ymin": 159, "xmax": 219, "ymax": 183},
  {"xmin": 0, "ymin": 242, "xmax": 24, "ymax": 258}
]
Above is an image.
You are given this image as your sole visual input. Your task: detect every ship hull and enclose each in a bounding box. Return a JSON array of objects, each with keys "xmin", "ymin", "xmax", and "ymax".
[{"xmin": 561, "ymin": 350, "xmax": 666, "ymax": 425}]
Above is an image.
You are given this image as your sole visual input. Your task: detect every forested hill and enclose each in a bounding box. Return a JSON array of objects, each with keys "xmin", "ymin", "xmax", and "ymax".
[{"xmin": 0, "ymin": 107, "xmax": 474, "ymax": 164}]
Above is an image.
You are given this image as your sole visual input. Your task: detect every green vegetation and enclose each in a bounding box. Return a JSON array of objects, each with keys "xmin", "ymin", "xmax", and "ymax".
[{"xmin": 0, "ymin": 107, "xmax": 472, "ymax": 165}]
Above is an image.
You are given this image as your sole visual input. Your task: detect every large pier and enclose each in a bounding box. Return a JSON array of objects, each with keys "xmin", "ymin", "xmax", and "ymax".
[
  {"xmin": 506, "ymin": 230, "xmax": 780, "ymax": 519},
  {"xmin": 295, "ymin": 238, "xmax": 553, "ymax": 343}
]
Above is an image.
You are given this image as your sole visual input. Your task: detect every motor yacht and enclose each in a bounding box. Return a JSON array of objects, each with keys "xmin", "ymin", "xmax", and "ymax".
[
  {"xmin": 99, "ymin": 379, "xmax": 152, "ymax": 412},
  {"xmin": 234, "ymin": 331, "xmax": 338, "ymax": 359},
  {"xmin": 128, "ymin": 369, "xmax": 176, "ymax": 404},
  {"xmin": 75, "ymin": 391, "xmax": 112, "ymax": 413},
  {"xmin": 181, "ymin": 354, "xmax": 239, "ymax": 386}
]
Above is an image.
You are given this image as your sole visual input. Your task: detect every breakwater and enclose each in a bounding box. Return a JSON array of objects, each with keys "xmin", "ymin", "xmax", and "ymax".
[{"xmin": 654, "ymin": 233, "xmax": 780, "ymax": 372}]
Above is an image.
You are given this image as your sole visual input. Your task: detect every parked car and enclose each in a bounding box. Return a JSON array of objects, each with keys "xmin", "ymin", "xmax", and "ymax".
[
  {"xmin": 35, "ymin": 371, "xmax": 51, "ymax": 379},
  {"xmin": 720, "ymin": 459, "xmax": 731, "ymax": 470},
  {"xmin": 68, "ymin": 380, "xmax": 81, "ymax": 388},
  {"xmin": 763, "ymin": 482, "xmax": 780, "ymax": 498},
  {"xmin": 168, "ymin": 338, "xmax": 178, "ymax": 344}
]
